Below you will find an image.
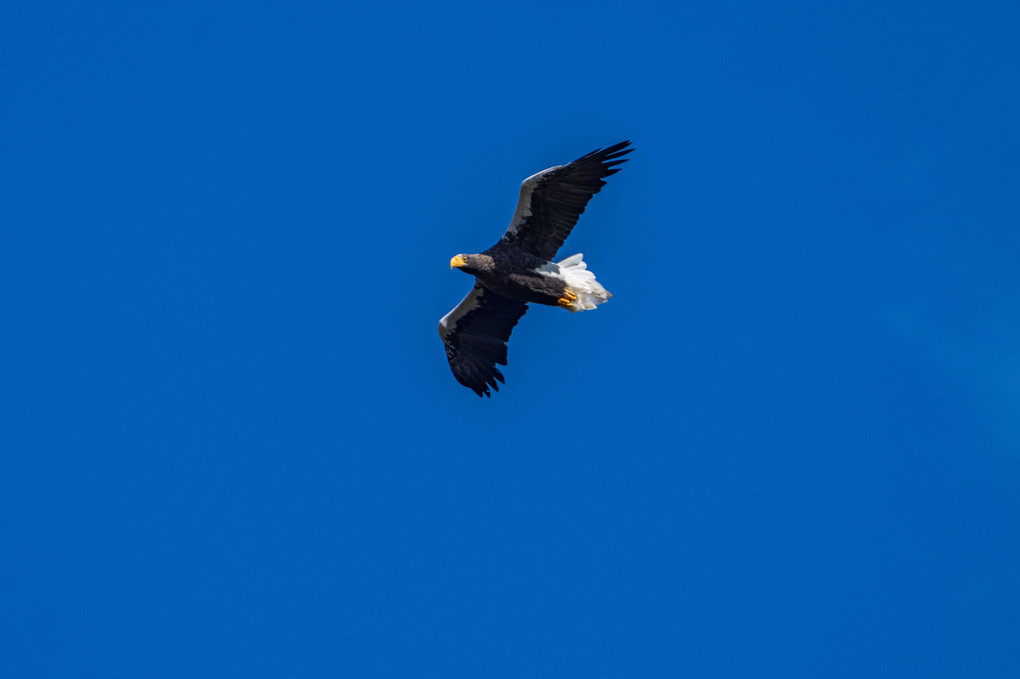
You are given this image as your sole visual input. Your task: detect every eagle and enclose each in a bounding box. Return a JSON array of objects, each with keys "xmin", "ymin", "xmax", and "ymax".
[{"xmin": 438, "ymin": 141, "xmax": 632, "ymax": 397}]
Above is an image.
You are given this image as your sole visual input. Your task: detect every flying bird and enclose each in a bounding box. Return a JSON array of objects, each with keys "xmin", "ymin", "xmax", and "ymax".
[{"xmin": 438, "ymin": 140, "xmax": 632, "ymax": 397}]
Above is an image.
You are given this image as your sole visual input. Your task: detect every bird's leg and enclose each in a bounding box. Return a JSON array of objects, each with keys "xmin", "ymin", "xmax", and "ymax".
[{"xmin": 557, "ymin": 289, "xmax": 578, "ymax": 311}]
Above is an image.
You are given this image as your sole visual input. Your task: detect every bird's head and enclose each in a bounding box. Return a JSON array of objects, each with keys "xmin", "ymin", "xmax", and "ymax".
[{"xmin": 449, "ymin": 253, "xmax": 491, "ymax": 275}]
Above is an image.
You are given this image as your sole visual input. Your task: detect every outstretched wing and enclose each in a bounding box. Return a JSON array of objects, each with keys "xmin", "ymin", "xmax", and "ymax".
[
  {"xmin": 500, "ymin": 141, "xmax": 632, "ymax": 261},
  {"xmin": 438, "ymin": 284, "xmax": 529, "ymax": 397}
]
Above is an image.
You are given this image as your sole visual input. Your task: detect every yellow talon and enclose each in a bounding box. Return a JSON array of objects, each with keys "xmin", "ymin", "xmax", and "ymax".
[{"xmin": 557, "ymin": 289, "xmax": 578, "ymax": 310}]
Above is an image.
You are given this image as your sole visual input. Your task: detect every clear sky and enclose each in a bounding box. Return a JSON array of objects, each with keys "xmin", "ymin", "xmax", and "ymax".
[{"xmin": 2, "ymin": 1, "xmax": 1019, "ymax": 677}]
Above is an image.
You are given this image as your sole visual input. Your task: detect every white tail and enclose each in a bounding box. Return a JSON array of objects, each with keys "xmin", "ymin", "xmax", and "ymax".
[{"xmin": 555, "ymin": 253, "xmax": 612, "ymax": 312}]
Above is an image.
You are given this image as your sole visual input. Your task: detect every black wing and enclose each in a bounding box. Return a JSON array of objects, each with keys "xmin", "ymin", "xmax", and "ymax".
[
  {"xmin": 438, "ymin": 284, "xmax": 529, "ymax": 397},
  {"xmin": 500, "ymin": 141, "xmax": 632, "ymax": 261}
]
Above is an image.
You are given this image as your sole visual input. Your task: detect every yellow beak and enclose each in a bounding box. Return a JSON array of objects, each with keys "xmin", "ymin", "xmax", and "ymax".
[{"xmin": 450, "ymin": 255, "xmax": 467, "ymax": 269}]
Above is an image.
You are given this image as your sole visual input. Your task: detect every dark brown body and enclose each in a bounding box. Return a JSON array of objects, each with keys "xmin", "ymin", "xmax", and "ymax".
[{"xmin": 454, "ymin": 250, "xmax": 568, "ymax": 307}]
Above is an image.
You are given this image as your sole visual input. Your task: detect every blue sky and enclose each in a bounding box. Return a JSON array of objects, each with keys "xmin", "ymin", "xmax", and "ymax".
[{"xmin": 2, "ymin": 1, "xmax": 1019, "ymax": 676}]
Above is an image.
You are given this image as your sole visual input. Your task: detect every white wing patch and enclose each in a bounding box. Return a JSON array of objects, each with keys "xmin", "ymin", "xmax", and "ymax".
[
  {"xmin": 503, "ymin": 165, "xmax": 562, "ymax": 238},
  {"xmin": 438, "ymin": 285, "xmax": 485, "ymax": 339}
]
